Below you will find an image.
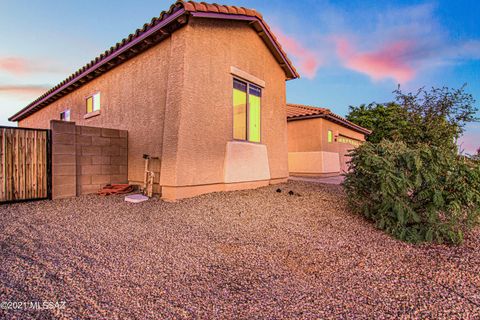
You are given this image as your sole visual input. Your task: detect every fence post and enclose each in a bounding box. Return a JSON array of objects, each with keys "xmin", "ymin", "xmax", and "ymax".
[{"xmin": 46, "ymin": 129, "xmax": 52, "ymax": 200}]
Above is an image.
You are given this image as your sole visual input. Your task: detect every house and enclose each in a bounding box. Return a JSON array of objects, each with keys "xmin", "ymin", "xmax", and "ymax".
[
  {"xmin": 8, "ymin": 1, "xmax": 299, "ymax": 201},
  {"xmin": 286, "ymin": 104, "xmax": 371, "ymax": 177}
]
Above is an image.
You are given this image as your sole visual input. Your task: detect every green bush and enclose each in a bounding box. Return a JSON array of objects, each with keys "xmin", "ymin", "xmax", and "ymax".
[{"xmin": 343, "ymin": 141, "xmax": 480, "ymax": 244}]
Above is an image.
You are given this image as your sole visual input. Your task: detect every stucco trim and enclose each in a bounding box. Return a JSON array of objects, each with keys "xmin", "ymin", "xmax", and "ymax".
[
  {"xmin": 83, "ymin": 110, "xmax": 101, "ymax": 119},
  {"xmin": 160, "ymin": 177, "xmax": 288, "ymax": 201},
  {"xmin": 161, "ymin": 179, "xmax": 271, "ymax": 201},
  {"xmin": 230, "ymin": 66, "xmax": 265, "ymax": 88},
  {"xmin": 224, "ymin": 141, "xmax": 271, "ymax": 183}
]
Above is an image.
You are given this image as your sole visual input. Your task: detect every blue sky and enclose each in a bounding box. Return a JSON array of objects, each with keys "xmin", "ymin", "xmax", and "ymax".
[{"xmin": 0, "ymin": 0, "xmax": 479, "ymax": 154}]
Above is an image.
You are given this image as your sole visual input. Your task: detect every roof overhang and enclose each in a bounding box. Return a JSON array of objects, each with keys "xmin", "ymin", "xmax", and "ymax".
[
  {"xmin": 9, "ymin": 2, "xmax": 299, "ymax": 122},
  {"xmin": 287, "ymin": 114, "xmax": 372, "ymax": 136},
  {"xmin": 9, "ymin": 8, "xmax": 187, "ymax": 122}
]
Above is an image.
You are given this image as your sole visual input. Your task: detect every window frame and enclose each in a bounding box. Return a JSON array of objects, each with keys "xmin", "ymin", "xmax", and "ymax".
[
  {"xmin": 232, "ymin": 77, "xmax": 262, "ymax": 144},
  {"xmin": 327, "ymin": 130, "xmax": 334, "ymax": 143},
  {"xmin": 85, "ymin": 92, "xmax": 101, "ymax": 117},
  {"xmin": 60, "ymin": 109, "xmax": 71, "ymax": 121}
]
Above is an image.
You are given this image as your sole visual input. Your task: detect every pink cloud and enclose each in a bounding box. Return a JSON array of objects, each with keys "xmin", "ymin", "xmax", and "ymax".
[
  {"xmin": 274, "ymin": 29, "xmax": 321, "ymax": 79},
  {"xmin": 335, "ymin": 37, "xmax": 416, "ymax": 83},
  {"xmin": 0, "ymin": 56, "xmax": 68, "ymax": 75},
  {"xmin": 0, "ymin": 85, "xmax": 50, "ymax": 97},
  {"xmin": 458, "ymin": 132, "xmax": 480, "ymax": 156},
  {"xmin": 0, "ymin": 57, "xmax": 28, "ymax": 74}
]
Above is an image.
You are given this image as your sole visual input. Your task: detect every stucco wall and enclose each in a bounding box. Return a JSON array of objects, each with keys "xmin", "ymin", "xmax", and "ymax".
[
  {"xmin": 287, "ymin": 117, "xmax": 366, "ymax": 175},
  {"xmin": 288, "ymin": 151, "xmax": 340, "ymax": 175},
  {"xmin": 19, "ymin": 36, "xmax": 173, "ymax": 185},
  {"xmin": 161, "ymin": 18, "xmax": 288, "ymax": 188},
  {"xmin": 17, "ymin": 18, "xmax": 290, "ymax": 199}
]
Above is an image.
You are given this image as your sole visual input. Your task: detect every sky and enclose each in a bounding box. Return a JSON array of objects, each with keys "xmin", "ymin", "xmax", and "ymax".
[{"xmin": 0, "ymin": 0, "xmax": 479, "ymax": 154}]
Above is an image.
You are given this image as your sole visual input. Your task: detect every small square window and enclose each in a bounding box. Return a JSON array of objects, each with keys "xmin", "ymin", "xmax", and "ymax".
[
  {"xmin": 86, "ymin": 92, "xmax": 101, "ymax": 113},
  {"xmin": 60, "ymin": 109, "xmax": 71, "ymax": 121}
]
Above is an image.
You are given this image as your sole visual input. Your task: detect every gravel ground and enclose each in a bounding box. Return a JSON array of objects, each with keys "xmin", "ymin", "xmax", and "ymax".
[{"xmin": 0, "ymin": 181, "xmax": 479, "ymax": 319}]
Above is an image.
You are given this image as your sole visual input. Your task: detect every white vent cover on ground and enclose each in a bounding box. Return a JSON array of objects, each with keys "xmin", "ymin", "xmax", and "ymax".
[{"xmin": 124, "ymin": 194, "xmax": 149, "ymax": 203}]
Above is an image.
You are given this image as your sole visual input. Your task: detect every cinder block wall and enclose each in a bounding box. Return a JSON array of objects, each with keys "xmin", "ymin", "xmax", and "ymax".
[{"xmin": 51, "ymin": 120, "xmax": 128, "ymax": 199}]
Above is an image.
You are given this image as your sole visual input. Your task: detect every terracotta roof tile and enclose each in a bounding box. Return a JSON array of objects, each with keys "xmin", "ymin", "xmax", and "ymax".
[
  {"xmin": 195, "ymin": 2, "xmax": 208, "ymax": 11},
  {"xmin": 287, "ymin": 103, "xmax": 372, "ymax": 135},
  {"xmin": 205, "ymin": 3, "xmax": 219, "ymax": 12},
  {"xmin": 287, "ymin": 103, "xmax": 330, "ymax": 118},
  {"xmin": 216, "ymin": 4, "xmax": 229, "ymax": 14},
  {"xmin": 236, "ymin": 6, "xmax": 247, "ymax": 15},
  {"xmin": 10, "ymin": 0, "xmax": 298, "ymax": 122},
  {"xmin": 183, "ymin": 1, "xmax": 196, "ymax": 10},
  {"xmin": 243, "ymin": 8, "xmax": 256, "ymax": 16}
]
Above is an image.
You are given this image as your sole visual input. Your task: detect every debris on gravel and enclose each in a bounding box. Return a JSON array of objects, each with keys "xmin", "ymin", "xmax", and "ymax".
[{"xmin": 0, "ymin": 181, "xmax": 478, "ymax": 319}]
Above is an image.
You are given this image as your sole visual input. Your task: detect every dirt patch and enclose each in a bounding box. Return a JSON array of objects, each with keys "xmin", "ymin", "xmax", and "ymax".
[{"xmin": 0, "ymin": 181, "xmax": 479, "ymax": 319}]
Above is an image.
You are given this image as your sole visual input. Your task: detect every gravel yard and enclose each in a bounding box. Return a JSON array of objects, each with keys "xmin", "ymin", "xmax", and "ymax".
[{"xmin": 1, "ymin": 181, "xmax": 479, "ymax": 319}]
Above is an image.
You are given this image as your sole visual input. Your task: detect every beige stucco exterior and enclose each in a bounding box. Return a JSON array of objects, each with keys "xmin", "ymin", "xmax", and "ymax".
[
  {"xmin": 19, "ymin": 34, "xmax": 171, "ymax": 186},
  {"xmin": 287, "ymin": 117, "xmax": 366, "ymax": 176},
  {"xmin": 17, "ymin": 18, "xmax": 289, "ymax": 200}
]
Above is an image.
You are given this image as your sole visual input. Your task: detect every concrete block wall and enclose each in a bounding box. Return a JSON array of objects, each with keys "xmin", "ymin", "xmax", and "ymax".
[{"xmin": 51, "ymin": 120, "xmax": 128, "ymax": 199}]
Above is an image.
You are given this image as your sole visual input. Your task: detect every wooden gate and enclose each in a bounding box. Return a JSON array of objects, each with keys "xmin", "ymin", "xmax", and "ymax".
[{"xmin": 0, "ymin": 126, "xmax": 51, "ymax": 203}]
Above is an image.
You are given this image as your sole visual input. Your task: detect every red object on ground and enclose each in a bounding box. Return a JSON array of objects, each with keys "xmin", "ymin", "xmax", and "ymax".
[{"xmin": 98, "ymin": 184, "xmax": 134, "ymax": 196}]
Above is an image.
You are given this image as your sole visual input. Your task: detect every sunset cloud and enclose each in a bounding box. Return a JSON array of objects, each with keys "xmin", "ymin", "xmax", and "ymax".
[
  {"xmin": 335, "ymin": 37, "xmax": 416, "ymax": 83},
  {"xmin": 458, "ymin": 135, "xmax": 480, "ymax": 155},
  {"xmin": 0, "ymin": 85, "xmax": 50, "ymax": 97},
  {"xmin": 297, "ymin": 2, "xmax": 480, "ymax": 84},
  {"xmin": 0, "ymin": 57, "xmax": 28, "ymax": 74},
  {"xmin": 274, "ymin": 29, "xmax": 321, "ymax": 79},
  {"xmin": 0, "ymin": 56, "xmax": 68, "ymax": 75}
]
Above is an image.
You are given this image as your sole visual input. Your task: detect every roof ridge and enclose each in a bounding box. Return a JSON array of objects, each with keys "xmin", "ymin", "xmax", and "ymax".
[
  {"xmin": 287, "ymin": 103, "xmax": 331, "ymax": 113},
  {"xmin": 287, "ymin": 103, "xmax": 372, "ymax": 135},
  {"xmin": 10, "ymin": 0, "xmax": 298, "ymax": 122}
]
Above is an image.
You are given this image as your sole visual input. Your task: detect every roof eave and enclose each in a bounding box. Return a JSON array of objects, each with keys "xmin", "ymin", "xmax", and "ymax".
[
  {"xmin": 10, "ymin": 8, "xmax": 299, "ymax": 122},
  {"xmin": 9, "ymin": 7, "xmax": 187, "ymax": 122},
  {"xmin": 287, "ymin": 114, "xmax": 372, "ymax": 135}
]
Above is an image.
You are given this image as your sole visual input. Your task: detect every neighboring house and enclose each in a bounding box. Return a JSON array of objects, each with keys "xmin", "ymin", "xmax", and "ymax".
[
  {"xmin": 286, "ymin": 104, "xmax": 371, "ymax": 176},
  {"xmin": 9, "ymin": 1, "xmax": 299, "ymax": 200}
]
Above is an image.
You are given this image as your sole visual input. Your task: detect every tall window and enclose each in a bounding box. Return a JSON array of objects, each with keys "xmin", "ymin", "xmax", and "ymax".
[
  {"xmin": 60, "ymin": 109, "xmax": 71, "ymax": 121},
  {"xmin": 233, "ymin": 79, "xmax": 261, "ymax": 142},
  {"xmin": 86, "ymin": 92, "xmax": 101, "ymax": 113},
  {"xmin": 327, "ymin": 130, "xmax": 333, "ymax": 143}
]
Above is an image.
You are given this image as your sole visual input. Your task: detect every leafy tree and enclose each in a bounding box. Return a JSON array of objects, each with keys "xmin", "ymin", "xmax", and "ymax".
[
  {"xmin": 344, "ymin": 141, "xmax": 480, "ymax": 244},
  {"xmin": 472, "ymin": 147, "xmax": 480, "ymax": 161},
  {"xmin": 346, "ymin": 103, "xmax": 408, "ymax": 144},
  {"xmin": 347, "ymin": 85, "xmax": 478, "ymax": 150},
  {"xmin": 344, "ymin": 86, "xmax": 480, "ymax": 244}
]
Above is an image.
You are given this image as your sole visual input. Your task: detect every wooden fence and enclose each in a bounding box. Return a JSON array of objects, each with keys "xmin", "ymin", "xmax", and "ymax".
[{"xmin": 0, "ymin": 127, "xmax": 51, "ymax": 203}]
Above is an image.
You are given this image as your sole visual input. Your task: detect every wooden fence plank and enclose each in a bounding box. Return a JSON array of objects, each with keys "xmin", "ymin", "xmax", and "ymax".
[
  {"xmin": 1, "ymin": 129, "xmax": 4, "ymax": 201},
  {"xmin": 33, "ymin": 131, "xmax": 37, "ymax": 199},
  {"xmin": 0, "ymin": 127, "xmax": 50, "ymax": 203}
]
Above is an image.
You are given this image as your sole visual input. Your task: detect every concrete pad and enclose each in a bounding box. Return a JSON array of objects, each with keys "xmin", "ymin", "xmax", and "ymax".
[{"xmin": 289, "ymin": 175, "xmax": 344, "ymax": 185}]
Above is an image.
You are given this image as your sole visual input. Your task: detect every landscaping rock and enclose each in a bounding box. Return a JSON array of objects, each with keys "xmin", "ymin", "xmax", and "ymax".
[{"xmin": 0, "ymin": 181, "xmax": 478, "ymax": 319}]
